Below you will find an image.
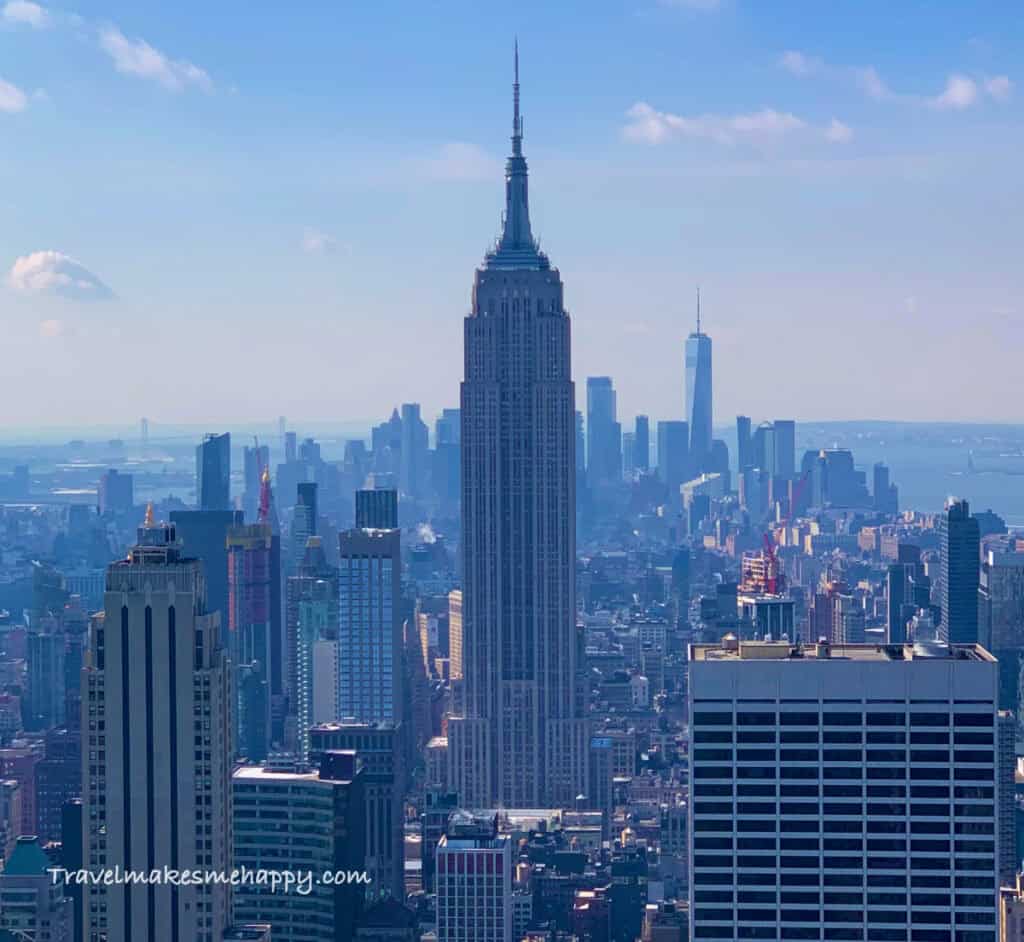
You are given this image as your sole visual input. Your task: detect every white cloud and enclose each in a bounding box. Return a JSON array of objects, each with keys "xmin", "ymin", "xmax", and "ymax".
[
  {"xmin": 624, "ymin": 101, "xmax": 805, "ymax": 145},
  {"xmin": 99, "ymin": 26, "xmax": 211, "ymax": 91},
  {"xmin": 931, "ymin": 73, "xmax": 978, "ymax": 110},
  {"xmin": 779, "ymin": 50, "xmax": 822, "ymax": 77},
  {"xmin": 985, "ymin": 75, "xmax": 1012, "ymax": 101},
  {"xmin": 301, "ymin": 228, "xmax": 337, "ymax": 255},
  {"xmin": 824, "ymin": 118, "xmax": 853, "ymax": 144},
  {"xmin": 856, "ymin": 66, "xmax": 892, "ymax": 101},
  {"xmin": 418, "ymin": 141, "xmax": 501, "ymax": 182},
  {"xmin": 0, "ymin": 77, "xmax": 27, "ymax": 113},
  {"xmin": 2, "ymin": 0, "xmax": 48, "ymax": 27},
  {"xmin": 39, "ymin": 318, "xmax": 63, "ymax": 338},
  {"xmin": 7, "ymin": 251, "xmax": 113, "ymax": 301},
  {"xmin": 793, "ymin": 56, "xmax": 1010, "ymax": 112}
]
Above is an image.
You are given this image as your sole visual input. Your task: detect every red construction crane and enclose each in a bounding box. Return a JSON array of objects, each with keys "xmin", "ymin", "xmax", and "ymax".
[{"xmin": 254, "ymin": 436, "xmax": 272, "ymax": 523}]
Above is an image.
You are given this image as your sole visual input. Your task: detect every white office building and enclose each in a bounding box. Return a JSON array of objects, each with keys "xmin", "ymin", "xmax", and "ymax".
[{"xmin": 688, "ymin": 637, "xmax": 1006, "ymax": 942}]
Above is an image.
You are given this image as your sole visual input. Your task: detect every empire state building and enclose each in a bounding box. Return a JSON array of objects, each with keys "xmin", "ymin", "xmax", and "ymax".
[{"xmin": 448, "ymin": 47, "xmax": 588, "ymax": 808}]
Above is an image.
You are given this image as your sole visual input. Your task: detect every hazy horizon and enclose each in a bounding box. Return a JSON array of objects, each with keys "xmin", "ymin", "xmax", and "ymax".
[{"xmin": 2, "ymin": 416, "xmax": 1024, "ymax": 445}]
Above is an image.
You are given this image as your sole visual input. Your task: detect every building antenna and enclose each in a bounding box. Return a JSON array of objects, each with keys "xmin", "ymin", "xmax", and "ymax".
[
  {"xmin": 512, "ymin": 38, "xmax": 522, "ymax": 151},
  {"xmin": 696, "ymin": 285, "xmax": 701, "ymax": 335}
]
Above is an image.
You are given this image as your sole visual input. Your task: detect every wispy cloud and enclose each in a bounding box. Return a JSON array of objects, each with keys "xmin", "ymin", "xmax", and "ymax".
[
  {"xmin": 98, "ymin": 26, "xmax": 211, "ymax": 91},
  {"xmin": 984, "ymin": 75, "xmax": 1012, "ymax": 101},
  {"xmin": 930, "ymin": 73, "xmax": 978, "ymax": 110},
  {"xmin": 779, "ymin": 50, "xmax": 822, "ymax": 77},
  {"xmin": 784, "ymin": 51, "xmax": 1013, "ymax": 112},
  {"xmin": 624, "ymin": 102, "xmax": 808, "ymax": 145},
  {"xmin": 0, "ymin": 77, "xmax": 27, "ymax": 113},
  {"xmin": 856, "ymin": 66, "xmax": 893, "ymax": 101},
  {"xmin": 301, "ymin": 228, "xmax": 337, "ymax": 255},
  {"xmin": 1, "ymin": 0, "xmax": 48, "ymax": 27},
  {"xmin": 824, "ymin": 118, "xmax": 853, "ymax": 144},
  {"xmin": 7, "ymin": 251, "xmax": 113, "ymax": 301}
]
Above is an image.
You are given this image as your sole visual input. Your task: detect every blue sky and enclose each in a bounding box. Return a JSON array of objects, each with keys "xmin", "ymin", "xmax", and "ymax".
[{"xmin": 2, "ymin": 0, "xmax": 1022, "ymax": 429}]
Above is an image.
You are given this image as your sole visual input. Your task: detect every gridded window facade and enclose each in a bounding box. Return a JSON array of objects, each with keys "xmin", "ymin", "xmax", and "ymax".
[
  {"xmin": 688, "ymin": 644, "xmax": 1002, "ymax": 942},
  {"xmin": 337, "ymin": 529, "xmax": 400, "ymax": 725},
  {"xmin": 436, "ymin": 838, "xmax": 512, "ymax": 942}
]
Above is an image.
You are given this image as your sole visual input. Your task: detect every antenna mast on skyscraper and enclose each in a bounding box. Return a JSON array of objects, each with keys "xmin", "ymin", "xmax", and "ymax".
[
  {"xmin": 696, "ymin": 286, "xmax": 701, "ymax": 335},
  {"xmin": 512, "ymin": 38, "xmax": 522, "ymax": 153}
]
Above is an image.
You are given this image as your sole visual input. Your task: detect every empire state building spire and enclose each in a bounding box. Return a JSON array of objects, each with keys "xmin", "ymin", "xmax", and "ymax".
[
  {"xmin": 488, "ymin": 40, "xmax": 546, "ymax": 269},
  {"xmin": 512, "ymin": 38, "xmax": 522, "ymax": 157}
]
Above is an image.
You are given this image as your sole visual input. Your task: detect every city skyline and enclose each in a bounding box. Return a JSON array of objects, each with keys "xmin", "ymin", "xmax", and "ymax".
[
  {"xmin": 3, "ymin": 7, "xmax": 1024, "ymax": 939},
  {"xmin": 3, "ymin": 1, "xmax": 1023, "ymax": 426}
]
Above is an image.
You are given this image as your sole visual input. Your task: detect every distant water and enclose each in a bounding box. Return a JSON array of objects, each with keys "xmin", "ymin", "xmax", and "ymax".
[
  {"xmin": 722, "ymin": 422, "xmax": 1024, "ymax": 529},
  {"xmin": 2, "ymin": 420, "xmax": 1023, "ymax": 527},
  {"xmin": 805, "ymin": 423, "xmax": 1024, "ymax": 527}
]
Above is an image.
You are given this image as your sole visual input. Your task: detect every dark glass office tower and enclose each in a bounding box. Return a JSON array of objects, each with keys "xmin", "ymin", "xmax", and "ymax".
[
  {"xmin": 449, "ymin": 47, "xmax": 587, "ymax": 808},
  {"xmin": 291, "ymin": 481, "xmax": 318, "ymax": 571},
  {"xmin": 736, "ymin": 415, "xmax": 752, "ymax": 472},
  {"xmin": 169, "ymin": 508, "xmax": 243, "ymax": 648},
  {"xmin": 657, "ymin": 420, "xmax": 689, "ymax": 498},
  {"xmin": 938, "ymin": 497, "xmax": 980, "ymax": 643},
  {"xmin": 586, "ymin": 376, "xmax": 622, "ymax": 488},
  {"xmin": 196, "ymin": 432, "xmax": 230, "ymax": 511},
  {"xmin": 633, "ymin": 415, "xmax": 650, "ymax": 472},
  {"xmin": 355, "ymin": 487, "xmax": 399, "ymax": 530},
  {"xmin": 772, "ymin": 419, "xmax": 795, "ymax": 480}
]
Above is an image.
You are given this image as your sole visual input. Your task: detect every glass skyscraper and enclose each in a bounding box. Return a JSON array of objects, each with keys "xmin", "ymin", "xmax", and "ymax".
[
  {"xmin": 337, "ymin": 526, "xmax": 401, "ymax": 725},
  {"xmin": 196, "ymin": 431, "xmax": 231, "ymax": 511},
  {"xmin": 939, "ymin": 498, "xmax": 981, "ymax": 645},
  {"xmin": 685, "ymin": 318, "xmax": 713, "ymax": 471}
]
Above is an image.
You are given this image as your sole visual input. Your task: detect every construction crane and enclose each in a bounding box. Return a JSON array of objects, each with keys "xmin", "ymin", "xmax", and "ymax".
[{"xmin": 253, "ymin": 436, "xmax": 272, "ymax": 523}]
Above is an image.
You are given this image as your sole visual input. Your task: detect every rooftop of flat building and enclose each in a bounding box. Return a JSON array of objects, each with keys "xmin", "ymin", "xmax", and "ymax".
[
  {"xmin": 233, "ymin": 765, "xmax": 325, "ymax": 783},
  {"xmin": 308, "ymin": 719, "xmax": 399, "ymax": 732},
  {"xmin": 233, "ymin": 755, "xmax": 357, "ymax": 785},
  {"xmin": 691, "ymin": 638, "xmax": 995, "ymax": 663}
]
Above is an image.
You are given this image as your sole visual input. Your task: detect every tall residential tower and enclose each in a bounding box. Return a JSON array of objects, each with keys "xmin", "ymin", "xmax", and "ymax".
[
  {"xmin": 449, "ymin": 47, "xmax": 587, "ymax": 807},
  {"xmin": 939, "ymin": 497, "xmax": 980, "ymax": 644}
]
